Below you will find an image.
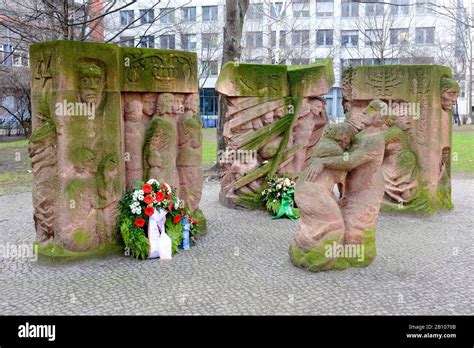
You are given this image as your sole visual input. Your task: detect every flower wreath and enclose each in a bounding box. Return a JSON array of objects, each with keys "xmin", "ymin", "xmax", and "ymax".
[{"xmin": 117, "ymin": 179, "xmax": 198, "ymax": 260}]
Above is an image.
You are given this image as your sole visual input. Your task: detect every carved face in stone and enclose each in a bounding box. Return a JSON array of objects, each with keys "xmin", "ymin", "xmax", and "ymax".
[
  {"xmin": 440, "ymin": 77, "xmax": 460, "ymax": 112},
  {"xmin": 142, "ymin": 93, "xmax": 157, "ymax": 116},
  {"xmin": 441, "ymin": 89, "xmax": 458, "ymax": 111},
  {"xmin": 325, "ymin": 123, "xmax": 355, "ymax": 151},
  {"xmin": 184, "ymin": 94, "xmax": 199, "ymax": 114},
  {"xmin": 262, "ymin": 111, "xmax": 274, "ymax": 126},
  {"xmin": 173, "ymin": 94, "xmax": 185, "ymax": 114},
  {"xmin": 124, "ymin": 100, "xmax": 143, "ymax": 122},
  {"xmin": 274, "ymin": 107, "xmax": 286, "ymax": 119},
  {"xmin": 78, "ymin": 63, "xmax": 104, "ymax": 107},
  {"xmin": 362, "ymin": 99, "xmax": 388, "ymax": 128},
  {"xmin": 308, "ymin": 98, "xmax": 324, "ymax": 116},
  {"xmin": 157, "ymin": 93, "xmax": 174, "ymax": 115}
]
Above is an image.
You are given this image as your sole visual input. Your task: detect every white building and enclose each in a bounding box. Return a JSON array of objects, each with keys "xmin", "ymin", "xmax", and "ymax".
[{"xmin": 105, "ymin": 0, "xmax": 470, "ymax": 120}]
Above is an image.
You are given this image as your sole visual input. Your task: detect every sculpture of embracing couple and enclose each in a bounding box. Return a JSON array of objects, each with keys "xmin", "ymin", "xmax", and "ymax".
[{"xmin": 289, "ymin": 100, "xmax": 389, "ymax": 272}]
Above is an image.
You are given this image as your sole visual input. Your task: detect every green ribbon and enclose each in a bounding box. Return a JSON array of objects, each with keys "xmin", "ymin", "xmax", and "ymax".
[{"xmin": 272, "ymin": 189, "xmax": 299, "ymax": 221}]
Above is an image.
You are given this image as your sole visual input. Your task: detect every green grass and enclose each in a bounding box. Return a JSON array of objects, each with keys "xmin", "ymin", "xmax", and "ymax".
[
  {"xmin": 0, "ymin": 139, "xmax": 28, "ymax": 149},
  {"xmin": 202, "ymin": 128, "xmax": 217, "ymax": 167},
  {"xmin": 452, "ymin": 131, "xmax": 474, "ymax": 173}
]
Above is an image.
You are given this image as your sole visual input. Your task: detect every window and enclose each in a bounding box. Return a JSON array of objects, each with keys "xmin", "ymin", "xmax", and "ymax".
[
  {"xmin": 246, "ymin": 3, "xmax": 263, "ymax": 20},
  {"xmin": 363, "ymin": 58, "xmax": 382, "ymax": 65},
  {"xmin": 246, "ymin": 32, "xmax": 263, "ymax": 48},
  {"xmin": 139, "ymin": 9, "xmax": 154, "ymax": 24},
  {"xmin": 292, "ymin": 30, "xmax": 310, "ymax": 46},
  {"xmin": 22, "ymin": 54, "xmax": 29, "ymax": 67},
  {"xmin": 200, "ymin": 88, "xmax": 219, "ymax": 116},
  {"xmin": 293, "ymin": 0, "xmax": 310, "ymax": 18},
  {"xmin": 365, "ymin": 1, "xmax": 384, "ymax": 16},
  {"xmin": 120, "ymin": 10, "xmax": 134, "ymax": 26},
  {"xmin": 390, "ymin": 0, "xmax": 409, "ymax": 16},
  {"xmin": 342, "ymin": 0, "xmax": 359, "ymax": 17},
  {"xmin": 182, "ymin": 7, "xmax": 196, "ymax": 22},
  {"xmin": 271, "ymin": 2, "xmax": 286, "ymax": 17},
  {"xmin": 316, "ymin": 30, "xmax": 333, "ymax": 46},
  {"xmin": 160, "ymin": 35, "xmax": 175, "ymax": 49},
  {"xmin": 292, "ymin": 59, "xmax": 310, "ymax": 65},
  {"xmin": 341, "ymin": 30, "xmax": 358, "ymax": 47},
  {"xmin": 416, "ymin": 0, "xmax": 434, "ymax": 15},
  {"xmin": 203, "ymin": 6, "xmax": 218, "ymax": 21},
  {"xmin": 181, "ymin": 34, "xmax": 197, "ymax": 51},
  {"xmin": 316, "ymin": 0, "xmax": 333, "ymax": 16},
  {"xmin": 202, "ymin": 61, "xmax": 218, "ymax": 77},
  {"xmin": 139, "ymin": 35, "xmax": 154, "ymax": 48},
  {"xmin": 390, "ymin": 28, "xmax": 409, "ymax": 45},
  {"xmin": 365, "ymin": 29, "xmax": 382, "ymax": 46},
  {"xmin": 343, "ymin": 58, "xmax": 363, "ymax": 67},
  {"xmin": 202, "ymin": 33, "xmax": 219, "ymax": 51},
  {"xmin": 119, "ymin": 36, "xmax": 134, "ymax": 47},
  {"xmin": 160, "ymin": 8, "xmax": 175, "ymax": 24},
  {"xmin": 12, "ymin": 53, "xmax": 21, "ymax": 66},
  {"xmin": 415, "ymin": 27, "xmax": 434, "ymax": 44},
  {"xmin": 271, "ymin": 31, "xmax": 287, "ymax": 47}
]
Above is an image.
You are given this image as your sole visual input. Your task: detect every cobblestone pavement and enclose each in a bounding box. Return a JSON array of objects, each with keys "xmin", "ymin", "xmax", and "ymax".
[{"xmin": 0, "ymin": 178, "xmax": 473, "ymax": 315}]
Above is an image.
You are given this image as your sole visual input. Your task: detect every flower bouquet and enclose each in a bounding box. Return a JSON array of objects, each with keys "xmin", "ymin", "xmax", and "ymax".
[
  {"xmin": 117, "ymin": 179, "xmax": 199, "ymax": 260},
  {"xmin": 261, "ymin": 176, "xmax": 300, "ymax": 220}
]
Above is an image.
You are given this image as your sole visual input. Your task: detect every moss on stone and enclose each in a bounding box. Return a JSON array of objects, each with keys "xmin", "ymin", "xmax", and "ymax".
[
  {"xmin": 72, "ymin": 229, "xmax": 92, "ymax": 247},
  {"xmin": 289, "ymin": 227, "xmax": 376, "ymax": 272},
  {"xmin": 34, "ymin": 240, "xmax": 122, "ymax": 264}
]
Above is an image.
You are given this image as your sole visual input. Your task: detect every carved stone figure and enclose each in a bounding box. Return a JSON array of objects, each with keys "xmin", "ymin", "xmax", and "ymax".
[
  {"xmin": 343, "ymin": 65, "xmax": 459, "ymax": 214},
  {"xmin": 177, "ymin": 94, "xmax": 203, "ymax": 212},
  {"xmin": 215, "ymin": 60, "xmax": 335, "ymax": 207},
  {"xmin": 290, "ymin": 100, "xmax": 388, "ymax": 272},
  {"xmin": 124, "ymin": 99, "xmax": 145, "ymax": 189},
  {"xmin": 29, "ymin": 41, "xmax": 204, "ymax": 256}
]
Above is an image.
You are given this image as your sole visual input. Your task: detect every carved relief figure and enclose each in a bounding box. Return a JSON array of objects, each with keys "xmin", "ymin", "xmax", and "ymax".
[
  {"xmin": 177, "ymin": 94, "xmax": 203, "ymax": 212},
  {"xmin": 293, "ymin": 122, "xmax": 356, "ymax": 253},
  {"xmin": 124, "ymin": 99, "xmax": 146, "ymax": 189},
  {"xmin": 381, "ymin": 114, "xmax": 419, "ymax": 204},
  {"xmin": 290, "ymin": 100, "xmax": 388, "ymax": 272},
  {"xmin": 289, "ymin": 97, "xmax": 328, "ymax": 173},
  {"xmin": 142, "ymin": 92, "xmax": 157, "ymax": 123}
]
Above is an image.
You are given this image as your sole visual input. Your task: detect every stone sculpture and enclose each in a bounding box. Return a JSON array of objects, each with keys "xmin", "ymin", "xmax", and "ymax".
[
  {"xmin": 29, "ymin": 41, "xmax": 204, "ymax": 257},
  {"xmin": 216, "ymin": 59, "xmax": 335, "ymax": 207},
  {"xmin": 290, "ymin": 100, "xmax": 388, "ymax": 272},
  {"xmin": 343, "ymin": 65, "xmax": 459, "ymax": 214}
]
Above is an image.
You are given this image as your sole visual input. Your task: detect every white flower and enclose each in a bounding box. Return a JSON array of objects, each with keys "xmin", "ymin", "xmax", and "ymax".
[
  {"xmin": 277, "ymin": 192, "xmax": 280, "ymax": 197},
  {"xmin": 147, "ymin": 179, "xmax": 159, "ymax": 186},
  {"xmin": 132, "ymin": 189, "xmax": 145, "ymax": 201},
  {"xmin": 175, "ymin": 198, "xmax": 181, "ymax": 209},
  {"xmin": 283, "ymin": 178, "xmax": 291, "ymax": 186},
  {"xmin": 164, "ymin": 183, "xmax": 172, "ymax": 193},
  {"xmin": 276, "ymin": 184, "xmax": 282, "ymax": 190}
]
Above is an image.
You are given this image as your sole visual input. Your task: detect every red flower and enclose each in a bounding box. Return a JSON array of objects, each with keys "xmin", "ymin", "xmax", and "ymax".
[
  {"xmin": 168, "ymin": 203, "xmax": 174, "ymax": 211},
  {"xmin": 142, "ymin": 184, "xmax": 152, "ymax": 194},
  {"xmin": 162, "ymin": 183, "xmax": 167, "ymax": 191},
  {"xmin": 192, "ymin": 219, "xmax": 198, "ymax": 225},
  {"xmin": 143, "ymin": 194, "xmax": 153, "ymax": 205},
  {"xmin": 173, "ymin": 214, "xmax": 182, "ymax": 224},
  {"xmin": 144, "ymin": 206, "xmax": 154, "ymax": 217},
  {"xmin": 134, "ymin": 218, "xmax": 145, "ymax": 228},
  {"xmin": 155, "ymin": 191, "xmax": 164, "ymax": 202},
  {"xmin": 166, "ymin": 194, "xmax": 172, "ymax": 200}
]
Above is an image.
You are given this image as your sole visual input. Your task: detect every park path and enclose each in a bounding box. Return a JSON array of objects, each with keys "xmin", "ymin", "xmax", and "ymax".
[{"xmin": 0, "ymin": 178, "xmax": 473, "ymax": 315}]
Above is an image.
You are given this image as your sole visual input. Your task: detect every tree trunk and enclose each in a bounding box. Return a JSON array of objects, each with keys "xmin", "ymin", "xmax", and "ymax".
[{"xmin": 217, "ymin": 0, "xmax": 249, "ymax": 159}]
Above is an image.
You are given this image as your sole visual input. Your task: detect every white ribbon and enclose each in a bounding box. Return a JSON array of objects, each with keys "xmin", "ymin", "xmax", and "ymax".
[{"xmin": 147, "ymin": 209, "xmax": 172, "ymax": 260}]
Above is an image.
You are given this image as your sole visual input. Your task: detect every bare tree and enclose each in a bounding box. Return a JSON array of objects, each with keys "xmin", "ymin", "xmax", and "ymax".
[{"xmin": 218, "ymin": 0, "xmax": 249, "ymax": 154}]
